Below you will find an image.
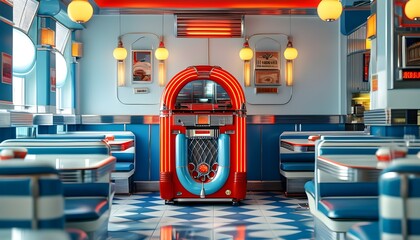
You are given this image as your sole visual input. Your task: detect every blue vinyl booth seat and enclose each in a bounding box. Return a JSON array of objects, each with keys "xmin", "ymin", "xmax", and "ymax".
[
  {"xmin": 278, "ymin": 131, "xmax": 367, "ymax": 194},
  {"xmin": 0, "ymin": 139, "xmax": 115, "ymax": 240},
  {"xmin": 0, "ymin": 160, "xmax": 87, "ymax": 240},
  {"xmin": 305, "ymin": 139, "xmax": 420, "ymax": 239},
  {"xmin": 37, "ymin": 131, "xmax": 136, "ymax": 194},
  {"xmin": 347, "ymin": 159, "xmax": 420, "ymax": 240}
]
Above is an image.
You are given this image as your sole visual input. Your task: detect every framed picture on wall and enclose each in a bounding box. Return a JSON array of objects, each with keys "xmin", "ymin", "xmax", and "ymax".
[
  {"xmin": 255, "ymin": 51, "xmax": 280, "ymax": 70},
  {"xmin": 132, "ymin": 50, "xmax": 152, "ymax": 83},
  {"xmin": 255, "ymin": 69, "xmax": 280, "ymax": 86},
  {"xmin": 1, "ymin": 53, "xmax": 12, "ymax": 84}
]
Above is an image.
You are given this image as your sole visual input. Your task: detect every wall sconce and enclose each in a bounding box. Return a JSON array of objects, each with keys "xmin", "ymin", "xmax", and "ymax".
[
  {"xmin": 67, "ymin": 0, "xmax": 93, "ymax": 24},
  {"xmin": 113, "ymin": 33, "xmax": 169, "ymax": 87},
  {"xmin": 283, "ymin": 38, "xmax": 298, "ymax": 86},
  {"xmin": 113, "ymin": 38, "xmax": 128, "ymax": 87},
  {"xmin": 71, "ymin": 42, "xmax": 83, "ymax": 58},
  {"xmin": 240, "ymin": 33, "xmax": 299, "ymax": 87},
  {"xmin": 40, "ymin": 28, "xmax": 55, "ymax": 46},
  {"xmin": 239, "ymin": 41, "xmax": 253, "ymax": 87},
  {"xmin": 155, "ymin": 38, "xmax": 169, "ymax": 86},
  {"xmin": 405, "ymin": 0, "xmax": 420, "ymax": 20},
  {"xmin": 317, "ymin": 0, "xmax": 343, "ymax": 22}
]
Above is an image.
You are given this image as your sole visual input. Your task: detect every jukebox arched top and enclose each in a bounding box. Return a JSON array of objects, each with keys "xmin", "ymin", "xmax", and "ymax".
[{"xmin": 160, "ymin": 66, "xmax": 245, "ymax": 112}]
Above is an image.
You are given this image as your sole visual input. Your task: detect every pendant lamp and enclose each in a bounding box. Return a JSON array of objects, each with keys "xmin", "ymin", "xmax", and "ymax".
[
  {"xmin": 68, "ymin": 0, "xmax": 93, "ymax": 24},
  {"xmin": 405, "ymin": 0, "xmax": 420, "ymax": 20},
  {"xmin": 317, "ymin": 0, "xmax": 343, "ymax": 22}
]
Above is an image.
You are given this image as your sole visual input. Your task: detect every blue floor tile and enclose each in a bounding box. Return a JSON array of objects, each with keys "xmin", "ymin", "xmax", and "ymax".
[{"xmin": 108, "ymin": 192, "xmax": 314, "ymax": 239}]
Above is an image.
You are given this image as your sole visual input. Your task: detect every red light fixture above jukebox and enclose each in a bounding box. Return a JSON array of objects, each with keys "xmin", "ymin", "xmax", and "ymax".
[{"xmin": 175, "ymin": 14, "xmax": 243, "ymax": 38}]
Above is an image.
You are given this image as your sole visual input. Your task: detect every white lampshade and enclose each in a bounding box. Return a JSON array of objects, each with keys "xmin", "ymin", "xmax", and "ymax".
[
  {"xmin": 68, "ymin": 0, "xmax": 93, "ymax": 23},
  {"xmin": 155, "ymin": 41, "xmax": 169, "ymax": 61},
  {"xmin": 239, "ymin": 41, "xmax": 253, "ymax": 61},
  {"xmin": 405, "ymin": 0, "xmax": 420, "ymax": 20},
  {"xmin": 284, "ymin": 41, "xmax": 298, "ymax": 60},
  {"xmin": 113, "ymin": 40, "xmax": 127, "ymax": 61},
  {"xmin": 317, "ymin": 0, "xmax": 343, "ymax": 22}
]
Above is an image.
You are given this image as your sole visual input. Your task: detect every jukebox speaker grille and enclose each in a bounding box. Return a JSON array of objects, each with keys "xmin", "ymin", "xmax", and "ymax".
[{"xmin": 188, "ymin": 137, "xmax": 219, "ymax": 182}]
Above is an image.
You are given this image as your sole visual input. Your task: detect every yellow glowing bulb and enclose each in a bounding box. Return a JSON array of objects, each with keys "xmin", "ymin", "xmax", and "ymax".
[
  {"xmin": 68, "ymin": 0, "xmax": 93, "ymax": 23},
  {"xmin": 317, "ymin": 0, "xmax": 343, "ymax": 22}
]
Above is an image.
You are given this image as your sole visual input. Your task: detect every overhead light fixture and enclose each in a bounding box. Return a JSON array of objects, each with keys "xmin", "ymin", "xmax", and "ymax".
[
  {"xmin": 405, "ymin": 0, "xmax": 420, "ymax": 20},
  {"xmin": 68, "ymin": 0, "xmax": 94, "ymax": 24},
  {"xmin": 317, "ymin": 0, "xmax": 343, "ymax": 22},
  {"xmin": 239, "ymin": 41, "xmax": 253, "ymax": 87},
  {"xmin": 176, "ymin": 14, "xmax": 243, "ymax": 38},
  {"xmin": 40, "ymin": 28, "xmax": 55, "ymax": 46}
]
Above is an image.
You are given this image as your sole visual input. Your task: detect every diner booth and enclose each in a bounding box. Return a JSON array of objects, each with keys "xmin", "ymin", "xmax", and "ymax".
[{"xmin": 159, "ymin": 66, "xmax": 247, "ymax": 205}]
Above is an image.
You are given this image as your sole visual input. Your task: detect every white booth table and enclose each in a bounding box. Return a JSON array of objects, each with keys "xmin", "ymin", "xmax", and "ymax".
[{"xmin": 24, "ymin": 154, "xmax": 116, "ymax": 183}]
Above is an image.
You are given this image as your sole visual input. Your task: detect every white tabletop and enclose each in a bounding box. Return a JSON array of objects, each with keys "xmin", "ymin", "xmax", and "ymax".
[
  {"xmin": 0, "ymin": 228, "xmax": 70, "ymax": 240},
  {"xmin": 317, "ymin": 154, "xmax": 419, "ymax": 181},
  {"xmin": 24, "ymin": 154, "xmax": 116, "ymax": 170}
]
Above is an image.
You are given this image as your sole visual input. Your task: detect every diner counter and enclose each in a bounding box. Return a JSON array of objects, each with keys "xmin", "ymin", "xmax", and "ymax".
[{"xmin": 24, "ymin": 154, "xmax": 116, "ymax": 183}]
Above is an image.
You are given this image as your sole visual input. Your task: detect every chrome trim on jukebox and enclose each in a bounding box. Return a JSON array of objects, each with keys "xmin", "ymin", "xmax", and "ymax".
[{"xmin": 174, "ymin": 115, "xmax": 233, "ymax": 127}]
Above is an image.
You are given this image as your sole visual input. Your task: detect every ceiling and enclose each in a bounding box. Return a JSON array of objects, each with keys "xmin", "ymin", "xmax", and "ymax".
[
  {"xmin": 87, "ymin": 0, "xmax": 371, "ymax": 16},
  {"xmin": 90, "ymin": 0, "xmax": 320, "ymax": 15}
]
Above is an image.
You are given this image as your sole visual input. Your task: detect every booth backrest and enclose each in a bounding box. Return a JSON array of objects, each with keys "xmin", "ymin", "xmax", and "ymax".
[
  {"xmin": 317, "ymin": 139, "xmax": 420, "ymax": 156},
  {"xmin": 0, "ymin": 161, "xmax": 64, "ymax": 229},
  {"xmin": 280, "ymin": 131, "xmax": 367, "ymax": 139},
  {"xmin": 379, "ymin": 159, "xmax": 420, "ymax": 239}
]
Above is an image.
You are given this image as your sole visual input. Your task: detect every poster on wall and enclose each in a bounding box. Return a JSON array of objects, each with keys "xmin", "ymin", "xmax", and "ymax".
[
  {"xmin": 255, "ymin": 51, "xmax": 280, "ymax": 69},
  {"xmin": 254, "ymin": 51, "xmax": 281, "ymax": 86},
  {"xmin": 50, "ymin": 67, "xmax": 56, "ymax": 92},
  {"xmin": 255, "ymin": 70, "xmax": 281, "ymax": 86},
  {"xmin": 132, "ymin": 50, "xmax": 152, "ymax": 83},
  {"xmin": 1, "ymin": 53, "xmax": 12, "ymax": 84}
]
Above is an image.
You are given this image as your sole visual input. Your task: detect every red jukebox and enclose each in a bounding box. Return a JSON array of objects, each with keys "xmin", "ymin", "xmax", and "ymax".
[{"xmin": 160, "ymin": 65, "xmax": 247, "ymax": 204}]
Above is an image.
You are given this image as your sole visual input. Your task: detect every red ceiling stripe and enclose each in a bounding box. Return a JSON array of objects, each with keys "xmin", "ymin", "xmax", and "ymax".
[{"xmin": 93, "ymin": 0, "xmax": 320, "ymax": 9}]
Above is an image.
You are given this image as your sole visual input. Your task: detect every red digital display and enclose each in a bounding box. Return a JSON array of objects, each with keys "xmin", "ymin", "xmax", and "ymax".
[
  {"xmin": 402, "ymin": 70, "xmax": 420, "ymax": 80},
  {"xmin": 197, "ymin": 115, "xmax": 209, "ymax": 125}
]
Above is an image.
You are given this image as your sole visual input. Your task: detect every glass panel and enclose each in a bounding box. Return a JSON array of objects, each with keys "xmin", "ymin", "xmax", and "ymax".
[
  {"xmin": 13, "ymin": 0, "xmax": 39, "ymax": 33},
  {"xmin": 12, "ymin": 76, "xmax": 24, "ymax": 110},
  {"xmin": 175, "ymin": 80, "xmax": 230, "ymax": 105},
  {"xmin": 55, "ymin": 22, "xmax": 70, "ymax": 54}
]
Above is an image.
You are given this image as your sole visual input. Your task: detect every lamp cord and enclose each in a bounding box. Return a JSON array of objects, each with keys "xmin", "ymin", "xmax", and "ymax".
[{"xmin": 289, "ymin": 9, "xmax": 292, "ymax": 37}]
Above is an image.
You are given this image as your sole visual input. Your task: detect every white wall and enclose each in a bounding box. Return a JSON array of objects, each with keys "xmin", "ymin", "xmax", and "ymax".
[{"xmin": 79, "ymin": 14, "xmax": 346, "ymax": 115}]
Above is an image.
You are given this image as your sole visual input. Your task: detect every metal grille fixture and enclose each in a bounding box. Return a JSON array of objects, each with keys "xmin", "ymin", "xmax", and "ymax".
[
  {"xmin": 175, "ymin": 14, "xmax": 243, "ymax": 38},
  {"xmin": 187, "ymin": 137, "xmax": 219, "ymax": 182}
]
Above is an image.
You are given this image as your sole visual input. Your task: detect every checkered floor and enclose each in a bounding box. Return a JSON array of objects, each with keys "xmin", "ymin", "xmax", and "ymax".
[{"xmin": 108, "ymin": 192, "xmax": 313, "ymax": 239}]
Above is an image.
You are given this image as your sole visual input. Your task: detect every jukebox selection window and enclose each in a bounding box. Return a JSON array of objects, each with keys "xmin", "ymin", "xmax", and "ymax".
[{"xmin": 175, "ymin": 80, "xmax": 230, "ymax": 105}]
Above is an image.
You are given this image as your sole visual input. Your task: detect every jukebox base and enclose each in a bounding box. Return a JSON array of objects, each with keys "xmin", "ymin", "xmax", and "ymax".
[{"xmin": 165, "ymin": 198, "xmax": 240, "ymax": 206}]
